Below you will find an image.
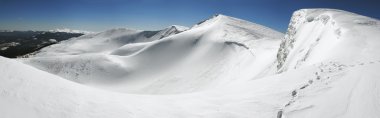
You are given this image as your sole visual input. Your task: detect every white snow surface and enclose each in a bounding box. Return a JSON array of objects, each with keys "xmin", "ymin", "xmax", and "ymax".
[
  {"xmin": 35, "ymin": 26, "xmax": 188, "ymax": 57},
  {"xmin": 277, "ymin": 9, "xmax": 380, "ymax": 72},
  {"xmin": 1, "ymin": 9, "xmax": 380, "ymax": 118},
  {"xmin": 21, "ymin": 14, "xmax": 282, "ymax": 94}
]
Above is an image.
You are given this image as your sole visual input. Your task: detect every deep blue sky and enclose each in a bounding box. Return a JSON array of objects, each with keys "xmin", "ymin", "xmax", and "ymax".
[{"xmin": 0, "ymin": 0, "xmax": 379, "ymax": 32}]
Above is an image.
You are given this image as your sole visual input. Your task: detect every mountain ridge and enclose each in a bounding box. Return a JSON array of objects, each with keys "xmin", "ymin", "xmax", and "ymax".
[
  {"xmin": 277, "ymin": 8, "xmax": 380, "ymax": 72},
  {"xmin": 21, "ymin": 13, "xmax": 282, "ymax": 94},
  {"xmin": 1, "ymin": 8, "xmax": 380, "ymax": 118}
]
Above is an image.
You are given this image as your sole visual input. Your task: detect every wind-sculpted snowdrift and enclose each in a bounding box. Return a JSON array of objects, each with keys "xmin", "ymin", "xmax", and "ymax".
[{"xmin": 1, "ymin": 9, "xmax": 380, "ymax": 118}]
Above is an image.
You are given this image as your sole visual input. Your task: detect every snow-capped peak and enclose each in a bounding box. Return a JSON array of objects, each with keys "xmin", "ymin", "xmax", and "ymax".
[
  {"xmin": 49, "ymin": 28, "xmax": 94, "ymax": 34},
  {"xmin": 168, "ymin": 25, "xmax": 188, "ymax": 32},
  {"xmin": 211, "ymin": 14, "xmax": 229, "ymax": 19},
  {"xmin": 154, "ymin": 25, "xmax": 189, "ymax": 39},
  {"xmin": 191, "ymin": 14, "xmax": 228, "ymax": 28},
  {"xmin": 190, "ymin": 14, "xmax": 283, "ymax": 41}
]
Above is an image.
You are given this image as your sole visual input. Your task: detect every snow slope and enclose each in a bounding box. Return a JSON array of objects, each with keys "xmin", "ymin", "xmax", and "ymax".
[
  {"xmin": 275, "ymin": 9, "xmax": 380, "ymax": 118},
  {"xmin": 1, "ymin": 9, "xmax": 380, "ymax": 118},
  {"xmin": 4, "ymin": 51, "xmax": 380, "ymax": 118},
  {"xmin": 35, "ymin": 26, "xmax": 188, "ymax": 57},
  {"xmin": 277, "ymin": 9, "xmax": 380, "ymax": 72},
  {"xmin": 21, "ymin": 14, "xmax": 283, "ymax": 94}
]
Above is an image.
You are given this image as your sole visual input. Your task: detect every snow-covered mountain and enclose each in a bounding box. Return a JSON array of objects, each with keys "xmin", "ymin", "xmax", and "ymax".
[
  {"xmin": 21, "ymin": 14, "xmax": 282, "ymax": 94},
  {"xmin": 274, "ymin": 9, "xmax": 380, "ymax": 118},
  {"xmin": 1, "ymin": 9, "xmax": 380, "ymax": 118},
  {"xmin": 36, "ymin": 26, "xmax": 188, "ymax": 57},
  {"xmin": 277, "ymin": 9, "xmax": 380, "ymax": 72},
  {"xmin": 49, "ymin": 28, "xmax": 94, "ymax": 34}
]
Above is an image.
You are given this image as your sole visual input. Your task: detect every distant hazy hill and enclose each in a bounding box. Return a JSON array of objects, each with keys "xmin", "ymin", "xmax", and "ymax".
[{"xmin": 0, "ymin": 31, "xmax": 83, "ymax": 58}]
